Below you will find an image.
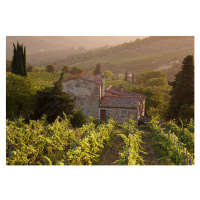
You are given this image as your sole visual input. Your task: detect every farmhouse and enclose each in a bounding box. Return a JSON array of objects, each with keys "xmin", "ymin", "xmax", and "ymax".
[{"xmin": 61, "ymin": 72, "xmax": 146, "ymax": 124}]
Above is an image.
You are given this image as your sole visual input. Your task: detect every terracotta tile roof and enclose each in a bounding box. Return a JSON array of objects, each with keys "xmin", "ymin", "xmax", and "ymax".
[
  {"xmin": 105, "ymin": 85, "xmax": 146, "ymax": 102},
  {"xmin": 100, "ymin": 96, "xmax": 138, "ymax": 108},
  {"xmin": 62, "ymin": 72, "xmax": 101, "ymax": 85}
]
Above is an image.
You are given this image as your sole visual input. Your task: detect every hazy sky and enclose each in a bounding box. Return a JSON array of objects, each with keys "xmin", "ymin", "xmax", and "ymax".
[{"xmin": 6, "ymin": 36, "xmax": 147, "ymax": 56}]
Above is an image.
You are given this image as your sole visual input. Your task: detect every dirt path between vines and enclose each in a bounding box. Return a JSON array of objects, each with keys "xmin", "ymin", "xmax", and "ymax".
[
  {"xmin": 99, "ymin": 130, "xmax": 124, "ymax": 165},
  {"xmin": 140, "ymin": 130, "xmax": 159, "ymax": 165},
  {"xmin": 98, "ymin": 129, "xmax": 159, "ymax": 165}
]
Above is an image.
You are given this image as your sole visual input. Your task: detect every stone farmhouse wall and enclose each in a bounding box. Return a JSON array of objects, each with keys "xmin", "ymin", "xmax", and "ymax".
[
  {"xmin": 62, "ymin": 78, "xmax": 100, "ymax": 119},
  {"xmin": 104, "ymin": 108, "xmax": 137, "ymax": 124}
]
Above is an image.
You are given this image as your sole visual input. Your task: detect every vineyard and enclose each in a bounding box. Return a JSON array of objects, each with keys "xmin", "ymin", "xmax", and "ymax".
[
  {"xmin": 145, "ymin": 118, "xmax": 194, "ymax": 165},
  {"xmin": 6, "ymin": 115, "xmax": 145, "ymax": 165},
  {"xmin": 6, "ymin": 115, "xmax": 115, "ymax": 165},
  {"xmin": 6, "ymin": 114, "xmax": 194, "ymax": 165},
  {"xmin": 27, "ymin": 72, "xmax": 61, "ymax": 90}
]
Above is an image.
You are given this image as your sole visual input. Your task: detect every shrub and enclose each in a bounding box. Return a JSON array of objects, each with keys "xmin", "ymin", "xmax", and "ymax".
[{"xmin": 70, "ymin": 109, "xmax": 86, "ymax": 128}]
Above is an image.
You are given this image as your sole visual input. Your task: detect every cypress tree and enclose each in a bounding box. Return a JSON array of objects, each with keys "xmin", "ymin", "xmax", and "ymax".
[
  {"xmin": 93, "ymin": 63, "xmax": 101, "ymax": 75},
  {"xmin": 167, "ymin": 55, "xmax": 194, "ymax": 121},
  {"xmin": 11, "ymin": 42, "xmax": 27, "ymax": 77}
]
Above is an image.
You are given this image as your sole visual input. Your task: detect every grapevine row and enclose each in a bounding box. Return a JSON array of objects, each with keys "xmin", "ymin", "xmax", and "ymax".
[
  {"xmin": 117, "ymin": 118, "xmax": 145, "ymax": 165},
  {"xmin": 165, "ymin": 120, "xmax": 194, "ymax": 153},
  {"xmin": 147, "ymin": 118, "xmax": 194, "ymax": 165},
  {"xmin": 6, "ymin": 115, "xmax": 115, "ymax": 165}
]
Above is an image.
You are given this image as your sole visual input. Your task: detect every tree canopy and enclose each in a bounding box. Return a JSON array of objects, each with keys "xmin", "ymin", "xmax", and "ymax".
[
  {"xmin": 46, "ymin": 64, "xmax": 55, "ymax": 73},
  {"xmin": 6, "ymin": 73, "xmax": 36, "ymax": 119},
  {"xmin": 167, "ymin": 55, "xmax": 194, "ymax": 122},
  {"xmin": 62, "ymin": 65, "xmax": 70, "ymax": 74},
  {"xmin": 137, "ymin": 70, "xmax": 167, "ymax": 85},
  {"xmin": 93, "ymin": 63, "xmax": 101, "ymax": 75},
  {"xmin": 34, "ymin": 73, "xmax": 75, "ymax": 123},
  {"xmin": 11, "ymin": 42, "xmax": 27, "ymax": 77},
  {"xmin": 69, "ymin": 66, "xmax": 84, "ymax": 75},
  {"xmin": 102, "ymin": 70, "xmax": 114, "ymax": 80}
]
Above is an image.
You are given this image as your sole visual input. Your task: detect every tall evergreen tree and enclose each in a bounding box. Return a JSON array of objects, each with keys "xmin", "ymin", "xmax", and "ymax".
[
  {"xmin": 93, "ymin": 63, "xmax": 101, "ymax": 75},
  {"xmin": 11, "ymin": 42, "xmax": 27, "ymax": 77},
  {"xmin": 167, "ymin": 55, "xmax": 194, "ymax": 121}
]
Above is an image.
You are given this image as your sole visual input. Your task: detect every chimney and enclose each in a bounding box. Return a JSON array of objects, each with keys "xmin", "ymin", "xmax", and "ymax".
[
  {"xmin": 101, "ymin": 72, "xmax": 105, "ymax": 97},
  {"xmin": 119, "ymin": 84, "xmax": 124, "ymax": 94}
]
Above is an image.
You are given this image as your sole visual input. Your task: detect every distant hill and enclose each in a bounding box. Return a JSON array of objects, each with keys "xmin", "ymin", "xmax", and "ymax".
[
  {"xmin": 61, "ymin": 36, "xmax": 194, "ymax": 80},
  {"xmin": 6, "ymin": 36, "xmax": 145, "ymax": 61},
  {"xmin": 6, "ymin": 36, "xmax": 194, "ymax": 81}
]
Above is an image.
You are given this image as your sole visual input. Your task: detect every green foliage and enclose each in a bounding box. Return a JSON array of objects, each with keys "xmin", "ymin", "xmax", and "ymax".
[
  {"xmin": 165, "ymin": 120, "xmax": 194, "ymax": 153},
  {"xmin": 178, "ymin": 104, "xmax": 194, "ymax": 123},
  {"xmin": 11, "ymin": 42, "xmax": 27, "ymax": 77},
  {"xmin": 6, "ymin": 115, "xmax": 77, "ymax": 165},
  {"xmin": 147, "ymin": 107, "xmax": 160, "ymax": 119},
  {"xmin": 147, "ymin": 118, "xmax": 194, "ymax": 165},
  {"xmin": 27, "ymin": 65, "xmax": 34, "ymax": 72},
  {"xmin": 93, "ymin": 63, "xmax": 101, "ymax": 75},
  {"xmin": 46, "ymin": 64, "xmax": 55, "ymax": 73},
  {"xmin": 70, "ymin": 109, "xmax": 86, "ymax": 128},
  {"xmin": 62, "ymin": 65, "xmax": 70, "ymax": 74},
  {"xmin": 144, "ymin": 77, "xmax": 168, "ymax": 87},
  {"xmin": 102, "ymin": 70, "xmax": 114, "ymax": 80},
  {"xmin": 167, "ymin": 55, "xmax": 194, "ymax": 121},
  {"xmin": 117, "ymin": 118, "xmax": 145, "ymax": 165},
  {"xmin": 6, "ymin": 73, "xmax": 36, "ymax": 119},
  {"xmin": 34, "ymin": 73, "xmax": 75, "ymax": 123},
  {"xmin": 67, "ymin": 118, "xmax": 115, "ymax": 165},
  {"xmin": 137, "ymin": 70, "xmax": 167, "ymax": 85},
  {"xmin": 69, "ymin": 66, "xmax": 84, "ymax": 74},
  {"xmin": 27, "ymin": 72, "xmax": 60, "ymax": 90},
  {"xmin": 136, "ymin": 86, "xmax": 164, "ymax": 117},
  {"xmin": 53, "ymin": 72, "xmax": 64, "ymax": 95}
]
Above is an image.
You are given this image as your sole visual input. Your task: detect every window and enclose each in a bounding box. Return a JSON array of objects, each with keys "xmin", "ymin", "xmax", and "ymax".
[
  {"xmin": 121, "ymin": 109, "xmax": 128, "ymax": 115},
  {"xmin": 82, "ymin": 108, "xmax": 86, "ymax": 115}
]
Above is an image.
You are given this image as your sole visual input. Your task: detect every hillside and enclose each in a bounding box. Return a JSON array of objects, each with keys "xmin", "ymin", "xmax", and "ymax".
[
  {"xmin": 6, "ymin": 36, "xmax": 194, "ymax": 81},
  {"xmin": 6, "ymin": 36, "xmax": 145, "ymax": 65},
  {"xmin": 62, "ymin": 36, "xmax": 194, "ymax": 79}
]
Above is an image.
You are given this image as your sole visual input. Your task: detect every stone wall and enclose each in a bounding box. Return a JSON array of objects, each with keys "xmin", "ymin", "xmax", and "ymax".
[
  {"xmin": 105, "ymin": 107, "xmax": 137, "ymax": 124},
  {"xmin": 62, "ymin": 78, "xmax": 100, "ymax": 119}
]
